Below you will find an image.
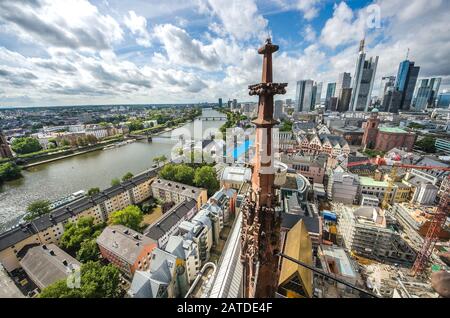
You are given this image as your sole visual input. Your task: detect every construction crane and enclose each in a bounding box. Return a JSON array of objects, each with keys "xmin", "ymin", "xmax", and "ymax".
[
  {"xmin": 411, "ymin": 189, "xmax": 449, "ymax": 276},
  {"xmin": 347, "ymin": 156, "xmax": 450, "ymax": 208},
  {"xmin": 346, "ymin": 156, "xmax": 450, "ymax": 275}
]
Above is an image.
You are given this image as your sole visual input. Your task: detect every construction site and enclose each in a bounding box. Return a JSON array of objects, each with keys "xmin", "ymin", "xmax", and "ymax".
[{"xmin": 329, "ymin": 180, "xmax": 449, "ymax": 298}]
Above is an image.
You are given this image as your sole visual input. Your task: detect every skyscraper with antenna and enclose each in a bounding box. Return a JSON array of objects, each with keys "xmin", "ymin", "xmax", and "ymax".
[{"xmin": 349, "ymin": 39, "xmax": 379, "ymax": 112}]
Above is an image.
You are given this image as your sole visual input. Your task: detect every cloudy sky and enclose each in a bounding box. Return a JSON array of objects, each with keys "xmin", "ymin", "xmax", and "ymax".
[{"xmin": 0, "ymin": 0, "xmax": 449, "ymax": 107}]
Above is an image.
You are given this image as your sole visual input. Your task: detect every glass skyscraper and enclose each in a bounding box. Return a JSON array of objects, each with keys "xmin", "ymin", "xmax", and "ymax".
[
  {"xmin": 295, "ymin": 80, "xmax": 314, "ymax": 112},
  {"xmin": 325, "ymin": 82, "xmax": 336, "ymax": 110},
  {"xmin": 412, "ymin": 78, "xmax": 440, "ymax": 110},
  {"xmin": 394, "ymin": 60, "xmax": 420, "ymax": 110},
  {"xmin": 349, "ymin": 39, "xmax": 378, "ymax": 112}
]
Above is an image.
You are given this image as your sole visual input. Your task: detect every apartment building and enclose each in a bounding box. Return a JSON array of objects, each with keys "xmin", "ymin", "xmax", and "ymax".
[
  {"xmin": 278, "ymin": 131, "xmax": 297, "ymax": 151},
  {"xmin": 20, "ymin": 244, "xmax": 80, "ymax": 290},
  {"xmin": 281, "ymin": 153, "xmax": 327, "ymax": 184},
  {"xmin": 128, "ymin": 247, "xmax": 189, "ymax": 298},
  {"xmin": 220, "ymin": 166, "xmax": 251, "ymax": 190},
  {"xmin": 359, "ymin": 177, "xmax": 396, "ymax": 203},
  {"xmin": 327, "ymin": 166, "xmax": 360, "ymax": 204},
  {"xmin": 144, "ymin": 199, "xmax": 197, "ymax": 248},
  {"xmin": 164, "ymin": 235, "xmax": 200, "ymax": 284},
  {"xmin": 151, "ymin": 178, "xmax": 207, "ymax": 209},
  {"xmin": 97, "ymin": 225, "xmax": 157, "ymax": 278},
  {"xmin": 411, "ymin": 183, "xmax": 438, "ymax": 205},
  {"xmin": 178, "ymin": 211, "xmax": 213, "ymax": 264},
  {"xmin": 0, "ymin": 169, "xmax": 158, "ymax": 272},
  {"xmin": 338, "ymin": 206, "xmax": 416, "ymax": 265},
  {"xmin": 297, "ymin": 133, "xmax": 350, "ymax": 157}
]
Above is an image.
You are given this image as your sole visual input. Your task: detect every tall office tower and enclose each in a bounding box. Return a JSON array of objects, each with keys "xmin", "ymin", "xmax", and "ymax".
[
  {"xmin": 427, "ymin": 77, "xmax": 441, "ymax": 108},
  {"xmin": 274, "ymin": 100, "xmax": 284, "ymax": 119},
  {"xmin": 380, "ymin": 76, "xmax": 396, "ymax": 107},
  {"xmin": 241, "ymin": 38, "xmax": 287, "ymax": 298},
  {"xmin": 380, "ymin": 76, "xmax": 396, "ymax": 112},
  {"xmin": 233, "ymin": 99, "xmax": 238, "ymax": 110},
  {"xmin": 437, "ymin": 93, "xmax": 450, "ymax": 108},
  {"xmin": 329, "ymin": 97, "xmax": 338, "ymax": 111},
  {"xmin": 350, "ymin": 39, "xmax": 379, "ymax": 112},
  {"xmin": 338, "ymin": 88, "xmax": 352, "ymax": 112},
  {"xmin": 413, "ymin": 79, "xmax": 432, "ymax": 110},
  {"xmin": 336, "ymin": 72, "xmax": 352, "ymax": 110},
  {"xmin": 295, "ymin": 79, "xmax": 314, "ymax": 112},
  {"xmin": 228, "ymin": 99, "xmax": 232, "ymax": 109},
  {"xmin": 313, "ymin": 82, "xmax": 323, "ymax": 108},
  {"xmin": 0, "ymin": 131, "xmax": 13, "ymax": 159},
  {"xmin": 325, "ymin": 82, "xmax": 336, "ymax": 110},
  {"xmin": 218, "ymin": 98, "xmax": 223, "ymax": 108},
  {"xmin": 395, "ymin": 60, "xmax": 420, "ymax": 111}
]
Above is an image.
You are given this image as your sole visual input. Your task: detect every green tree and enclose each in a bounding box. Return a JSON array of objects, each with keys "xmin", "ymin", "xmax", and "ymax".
[
  {"xmin": 121, "ymin": 172, "xmax": 134, "ymax": 182},
  {"xmin": 280, "ymin": 120, "xmax": 293, "ymax": 132},
  {"xmin": 153, "ymin": 155, "xmax": 167, "ymax": 167},
  {"xmin": 24, "ymin": 200, "xmax": 51, "ymax": 221},
  {"xmin": 76, "ymin": 137, "xmax": 88, "ymax": 147},
  {"xmin": 0, "ymin": 162, "xmax": 22, "ymax": 183},
  {"xmin": 408, "ymin": 122, "xmax": 425, "ymax": 129},
  {"xmin": 39, "ymin": 261, "xmax": 122, "ymax": 298},
  {"xmin": 174, "ymin": 165, "xmax": 195, "ymax": 185},
  {"xmin": 11, "ymin": 137, "xmax": 42, "ymax": 154},
  {"xmin": 108, "ymin": 205, "xmax": 143, "ymax": 231},
  {"xmin": 415, "ymin": 136, "xmax": 436, "ymax": 153},
  {"xmin": 111, "ymin": 178, "xmax": 120, "ymax": 186},
  {"xmin": 86, "ymin": 135, "xmax": 98, "ymax": 144},
  {"xmin": 87, "ymin": 187, "xmax": 100, "ymax": 196},
  {"xmin": 60, "ymin": 217, "xmax": 104, "ymax": 254},
  {"xmin": 61, "ymin": 139, "xmax": 71, "ymax": 146},
  {"xmin": 194, "ymin": 166, "xmax": 219, "ymax": 196},
  {"xmin": 128, "ymin": 120, "xmax": 144, "ymax": 132},
  {"xmin": 159, "ymin": 163, "xmax": 177, "ymax": 180},
  {"xmin": 76, "ymin": 239, "xmax": 100, "ymax": 263}
]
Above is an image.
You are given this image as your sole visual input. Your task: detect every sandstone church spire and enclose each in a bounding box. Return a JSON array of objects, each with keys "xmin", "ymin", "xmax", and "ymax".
[{"xmin": 241, "ymin": 38, "xmax": 287, "ymax": 298}]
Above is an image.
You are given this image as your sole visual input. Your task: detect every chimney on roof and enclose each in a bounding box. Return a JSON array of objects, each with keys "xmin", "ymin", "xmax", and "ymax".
[
  {"xmin": 49, "ymin": 250, "xmax": 55, "ymax": 256},
  {"xmin": 42, "ymin": 244, "xmax": 47, "ymax": 250},
  {"xmin": 62, "ymin": 259, "xmax": 68, "ymax": 266},
  {"xmin": 133, "ymin": 234, "xmax": 140, "ymax": 240}
]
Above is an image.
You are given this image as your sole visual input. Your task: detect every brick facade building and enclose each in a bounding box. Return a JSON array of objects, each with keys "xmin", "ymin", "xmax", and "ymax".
[{"xmin": 362, "ymin": 108, "xmax": 416, "ymax": 152}]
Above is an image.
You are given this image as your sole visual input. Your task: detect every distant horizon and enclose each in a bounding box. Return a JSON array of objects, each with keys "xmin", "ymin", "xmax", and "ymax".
[
  {"xmin": 0, "ymin": 1, "xmax": 448, "ymax": 107},
  {"xmin": 0, "ymin": 102, "xmax": 222, "ymax": 109}
]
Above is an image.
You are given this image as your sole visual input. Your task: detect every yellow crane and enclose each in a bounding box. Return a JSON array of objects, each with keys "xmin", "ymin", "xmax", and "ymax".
[{"xmin": 381, "ymin": 165, "xmax": 397, "ymax": 210}]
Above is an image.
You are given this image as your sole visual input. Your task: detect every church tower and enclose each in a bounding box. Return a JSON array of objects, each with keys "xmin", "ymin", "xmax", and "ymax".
[
  {"xmin": 362, "ymin": 108, "xmax": 380, "ymax": 149},
  {"xmin": 241, "ymin": 38, "xmax": 287, "ymax": 298}
]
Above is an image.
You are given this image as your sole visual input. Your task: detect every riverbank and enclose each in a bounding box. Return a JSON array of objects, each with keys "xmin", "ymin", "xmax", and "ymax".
[
  {"xmin": 0, "ymin": 109, "xmax": 223, "ymax": 232},
  {"xmin": 22, "ymin": 146, "xmax": 104, "ymax": 168}
]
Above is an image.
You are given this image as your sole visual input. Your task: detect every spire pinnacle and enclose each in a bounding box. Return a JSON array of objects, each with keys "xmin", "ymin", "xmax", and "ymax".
[{"xmin": 359, "ymin": 38, "xmax": 365, "ymax": 53}]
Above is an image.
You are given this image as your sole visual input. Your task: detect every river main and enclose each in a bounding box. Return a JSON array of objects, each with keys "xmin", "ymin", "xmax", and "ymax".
[{"xmin": 0, "ymin": 109, "xmax": 225, "ymax": 231}]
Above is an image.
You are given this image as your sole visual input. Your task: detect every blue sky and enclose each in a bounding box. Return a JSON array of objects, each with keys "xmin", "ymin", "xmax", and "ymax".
[{"xmin": 0, "ymin": 0, "xmax": 449, "ymax": 106}]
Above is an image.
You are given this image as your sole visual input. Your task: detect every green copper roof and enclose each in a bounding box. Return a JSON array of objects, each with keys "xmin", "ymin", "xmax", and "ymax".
[
  {"xmin": 378, "ymin": 127, "xmax": 407, "ymax": 134},
  {"xmin": 359, "ymin": 177, "xmax": 388, "ymax": 187},
  {"xmin": 371, "ymin": 108, "xmax": 379, "ymax": 113}
]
